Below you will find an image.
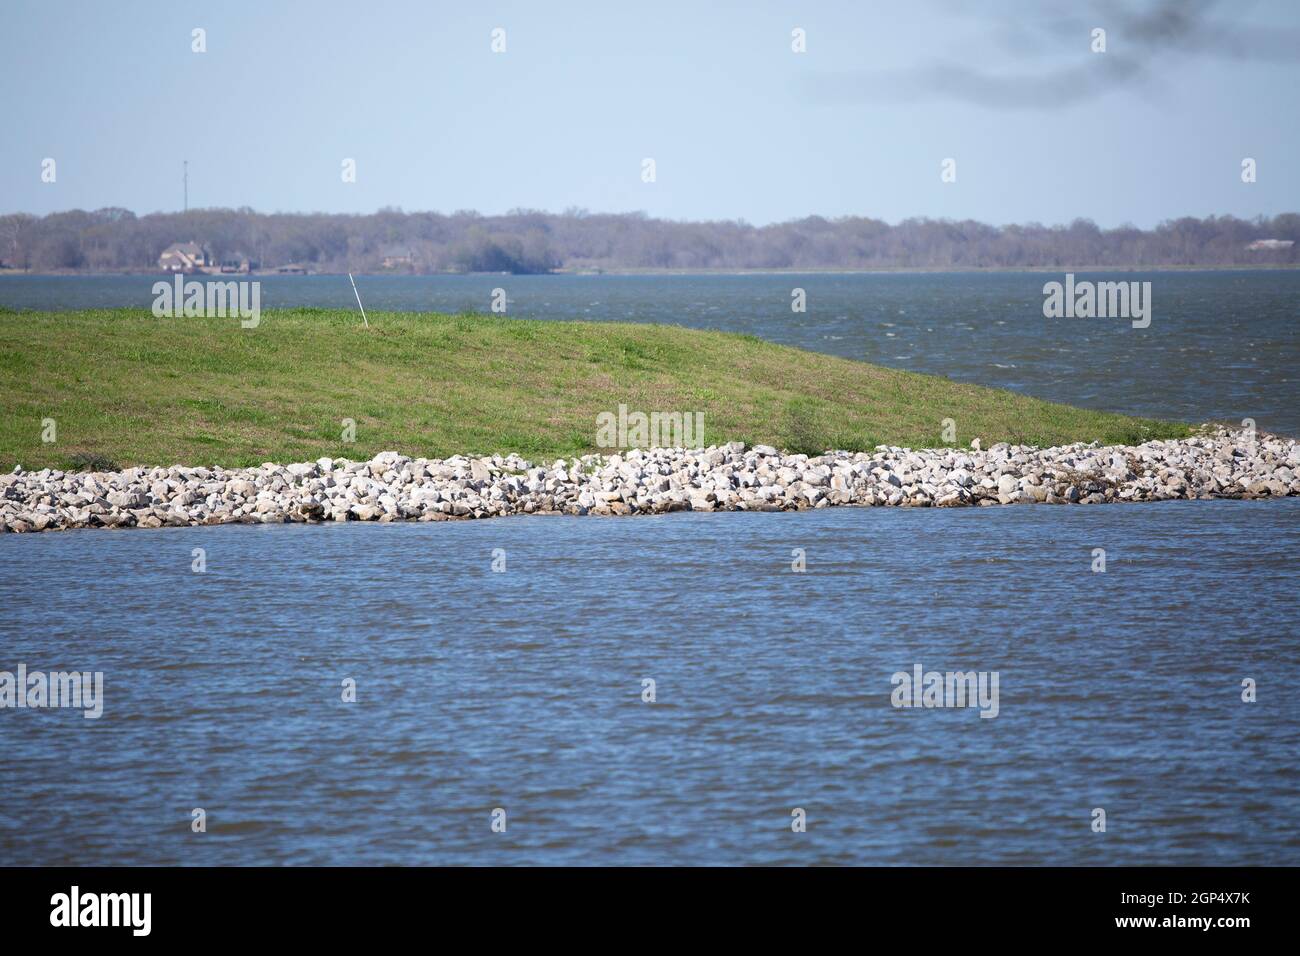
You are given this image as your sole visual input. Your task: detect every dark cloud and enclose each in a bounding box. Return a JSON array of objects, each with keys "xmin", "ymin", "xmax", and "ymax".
[{"xmin": 805, "ymin": 0, "xmax": 1300, "ymax": 110}]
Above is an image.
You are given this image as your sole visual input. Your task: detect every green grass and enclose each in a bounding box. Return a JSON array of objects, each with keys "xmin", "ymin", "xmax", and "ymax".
[{"xmin": 0, "ymin": 308, "xmax": 1192, "ymax": 470}]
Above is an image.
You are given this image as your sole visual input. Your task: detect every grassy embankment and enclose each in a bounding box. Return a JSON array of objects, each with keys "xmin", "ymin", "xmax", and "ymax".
[{"xmin": 0, "ymin": 308, "xmax": 1192, "ymax": 470}]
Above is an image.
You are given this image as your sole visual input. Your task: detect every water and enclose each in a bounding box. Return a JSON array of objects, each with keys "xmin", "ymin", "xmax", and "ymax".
[
  {"xmin": 2, "ymin": 271, "xmax": 1297, "ymax": 865},
  {"xmin": 2, "ymin": 270, "xmax": 1296, "ymax": 435},
  {"xmin": 2, "ymin": 499, "xmax": 1298, "ymax": 865}
]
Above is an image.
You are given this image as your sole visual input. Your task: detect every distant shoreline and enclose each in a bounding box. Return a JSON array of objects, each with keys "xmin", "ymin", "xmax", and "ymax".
[{"xmin": 3, "ymin": 264, "xmax": 1300, "ymax": 278}]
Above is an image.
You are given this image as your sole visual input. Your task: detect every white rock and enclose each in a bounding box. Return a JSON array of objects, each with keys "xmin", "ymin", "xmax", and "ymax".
[{"xmin": 3, "ymin": 428, "xmax": 1293, "ymax": 532}]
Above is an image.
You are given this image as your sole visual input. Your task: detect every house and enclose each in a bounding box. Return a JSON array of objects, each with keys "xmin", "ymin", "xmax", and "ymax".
[
  {"xmin": 158, "ymin": 241, "xmax": 210, "ymax": 273},
  {"xmin": 1246, "ymin": 239, "xmax": 1295, "ymax": 251},
  {"xmin": 219, "ymin": 255, "xmax": 258, "ymax": 274},
  {"xmin": 380, "ymin": 246, "xmax": 414, "ymax": 269}
]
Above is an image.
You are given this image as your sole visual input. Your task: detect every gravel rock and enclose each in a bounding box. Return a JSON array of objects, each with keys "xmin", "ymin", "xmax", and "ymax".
[{"xmin": 3, "ymin": 427, "xmax": 1296, "ymax": 533}]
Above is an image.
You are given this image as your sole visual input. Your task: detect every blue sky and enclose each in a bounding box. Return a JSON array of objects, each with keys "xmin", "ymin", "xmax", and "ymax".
[{"xmin": 2, "ymin": 0, "xmax": 1297, "ymax": 226}]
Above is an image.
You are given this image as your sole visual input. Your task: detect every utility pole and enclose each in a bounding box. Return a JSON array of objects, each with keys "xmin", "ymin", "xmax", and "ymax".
[{"xmin": 183, "ymin": 160, "xmax": 188, "ymax": 213}]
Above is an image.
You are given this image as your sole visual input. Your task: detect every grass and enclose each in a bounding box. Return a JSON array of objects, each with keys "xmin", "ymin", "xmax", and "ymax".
[{"xmin": 0, "ymin": 308, "xmax": 1193, "ymax": 470}]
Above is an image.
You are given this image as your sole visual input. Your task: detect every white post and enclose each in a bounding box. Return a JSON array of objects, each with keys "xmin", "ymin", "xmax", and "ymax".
[{"xmin": 348, "ymin": 272, "xmax": 369, "ymax": 328}]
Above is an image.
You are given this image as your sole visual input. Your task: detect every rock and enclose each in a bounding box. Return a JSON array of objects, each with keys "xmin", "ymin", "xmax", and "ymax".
[
  {"xmin": 1, "ymin": 429, "xmax": 1294, "ymax": 534},
  {"xmin": 106, "ymin": 489, "xmax": 146, "ymax": 508}
]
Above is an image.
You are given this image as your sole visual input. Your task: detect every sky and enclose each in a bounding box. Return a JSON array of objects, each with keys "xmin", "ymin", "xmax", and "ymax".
[{"xmin": 1, "ymin": 0, "xmax": 1297, "ymax": 227}]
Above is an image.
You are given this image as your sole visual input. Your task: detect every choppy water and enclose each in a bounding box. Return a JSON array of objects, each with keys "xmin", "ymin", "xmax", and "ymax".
[
  {"xmin": 2, "ymin": 271, "xmax": 1297, "ymax": 865},
  {"xmin": 1, "ymin": 270, "xmax": 1296, "ymax": 435},
  {"xmin": 2, "ymin": 499, "xmax": 1298, "ymax": 865}
]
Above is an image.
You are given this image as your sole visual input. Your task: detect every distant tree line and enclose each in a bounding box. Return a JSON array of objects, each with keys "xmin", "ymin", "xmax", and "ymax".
[{"xmin": 1, "ymin": 207, "xmax": 1296, "ymax": 273}]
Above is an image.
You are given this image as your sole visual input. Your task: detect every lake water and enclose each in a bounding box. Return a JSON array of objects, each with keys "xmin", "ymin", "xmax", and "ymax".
[
  {"xmin": 2, "ymin": 270, "xmax": 1297, "ymax": 435},
  {"xmin": 1, "ymin": 271, "xmax": 1297, "ymax": 866},
  {"xmin": 2, "ymin": 500, "xmax": 1298, "ymax": 865}
]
